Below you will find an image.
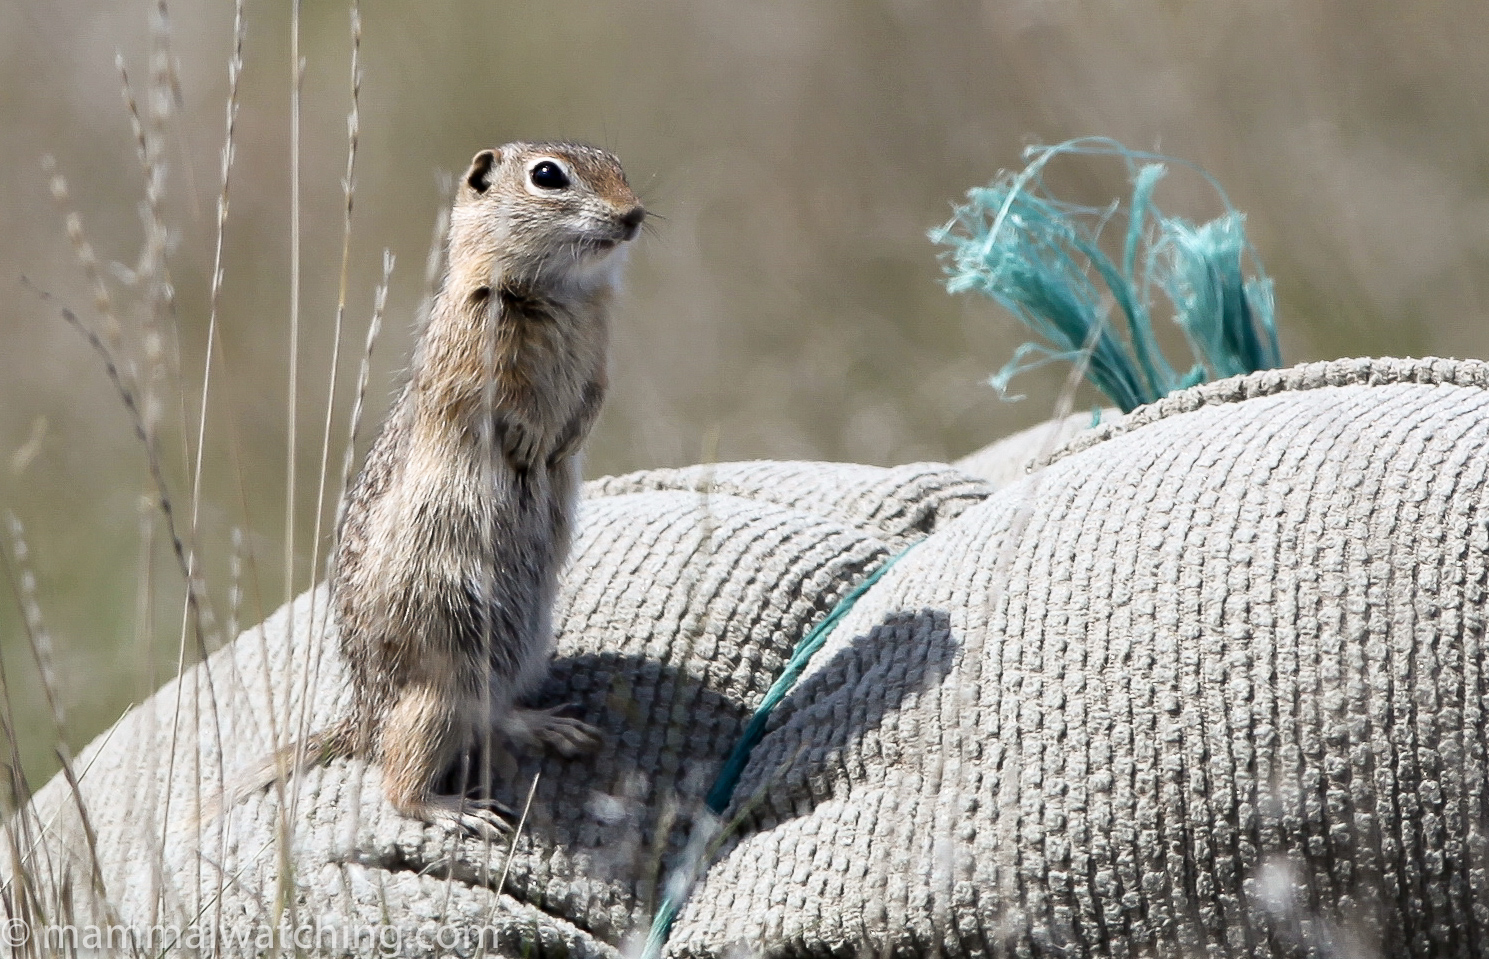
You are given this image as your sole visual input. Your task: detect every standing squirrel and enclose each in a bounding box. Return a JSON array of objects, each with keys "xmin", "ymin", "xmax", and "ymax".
[{"xmin": 232, "ymin": 143, "xmax": 644, "ymax": 838}]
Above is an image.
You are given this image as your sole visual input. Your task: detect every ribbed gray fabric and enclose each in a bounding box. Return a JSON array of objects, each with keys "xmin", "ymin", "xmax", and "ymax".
[
  {"xmin": 953, "ymin": 409, "xmax": 1109, "ymax": 488},
  {"xmin": 13, "ymin": 356, "xmax": 1489, "ymax": 958},
  {"xmin": 672, "ymin": 356, "xmax": 1489, "ymax": 959},
  {"xmin": 11, "ymin": 461, "xmax": 987, "ymax": 957}
]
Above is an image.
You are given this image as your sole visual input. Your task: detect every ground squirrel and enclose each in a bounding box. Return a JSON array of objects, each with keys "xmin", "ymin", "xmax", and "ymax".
[{"xmin": 232, "ymin": 142, "xmax": 644, "ymax": 838}]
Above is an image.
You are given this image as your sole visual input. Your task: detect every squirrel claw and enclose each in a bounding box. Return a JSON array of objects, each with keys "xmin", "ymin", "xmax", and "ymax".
[
  {"xmin": 532, "ymin": 711, "xmax": 602, "ymax": 757},
  {"xmin": 494, "ymin": 417, "xmax": 541, "ymax": 472},
  {"xmin": 405, "ymin": 795, "xmax": 513, "ymax": 839},
  {"xmin": 456, "ymin": 803, "xmax": 514, "ymax": 840},
  {"xmin": 505, "ymin": 705, "xmax": 602, "ymax": 757}
]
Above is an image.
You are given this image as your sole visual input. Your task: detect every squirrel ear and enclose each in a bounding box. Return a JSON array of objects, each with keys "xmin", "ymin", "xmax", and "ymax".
[{"xmin": 465, "ymin": 149, "xmax": 500, "ymax": 194}]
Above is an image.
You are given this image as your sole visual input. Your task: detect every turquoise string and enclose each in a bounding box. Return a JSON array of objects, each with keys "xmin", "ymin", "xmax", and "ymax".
[{"xmin": 640, "ymin": 543, "xmax": 918, "ymax": 959}]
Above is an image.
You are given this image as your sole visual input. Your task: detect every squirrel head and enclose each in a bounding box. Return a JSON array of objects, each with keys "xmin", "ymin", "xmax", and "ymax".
[{"xmin": 447, "ymin": 141, "xmax": 646, "ymax": 295}]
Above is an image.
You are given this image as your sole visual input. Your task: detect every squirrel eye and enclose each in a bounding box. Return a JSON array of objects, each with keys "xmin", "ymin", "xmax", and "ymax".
[{"xmin": 529, "ymin": 161, "xmax": 570, "ymax": 190}]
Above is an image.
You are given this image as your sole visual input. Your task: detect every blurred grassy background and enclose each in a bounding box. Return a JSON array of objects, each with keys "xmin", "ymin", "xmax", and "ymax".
[{"xmin": 2, "ymin": 0, "xmax": 1487, "ymax": 786}]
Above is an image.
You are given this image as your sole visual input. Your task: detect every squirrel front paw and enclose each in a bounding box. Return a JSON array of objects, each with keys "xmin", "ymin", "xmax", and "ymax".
[{"xmin": 493, "ymin": 417, "xmax": 541, "ymax": 472}]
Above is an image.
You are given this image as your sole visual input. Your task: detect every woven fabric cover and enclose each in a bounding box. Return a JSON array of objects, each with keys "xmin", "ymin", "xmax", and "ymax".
[
  {"xmin": 16, "ymin": 356, "xmax": 1489, "ymax": 958},
  {"xmin": 952, "ymin": 409, "xmax": 1106, "ymax": 488}
]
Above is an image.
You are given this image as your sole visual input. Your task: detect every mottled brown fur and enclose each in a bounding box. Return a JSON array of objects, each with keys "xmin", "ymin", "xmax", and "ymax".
[{"xmin": 228, "ymin": 143, "xmax": 644, "ymax": 838}]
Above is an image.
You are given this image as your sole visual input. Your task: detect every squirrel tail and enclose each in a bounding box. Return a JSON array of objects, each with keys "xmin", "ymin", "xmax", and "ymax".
[{"xmin": 199, "ymin": 721, "xmax": 358, "ymax": 826}]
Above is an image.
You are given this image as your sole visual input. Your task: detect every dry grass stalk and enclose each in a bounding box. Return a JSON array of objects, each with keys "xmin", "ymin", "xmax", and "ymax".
[
  {"xmin": 284, "ymin": 0, "xmax": 304, "ymax": 627},
  {"xmin": 3, "ymin": 517, "xmax": 66, "ymax": 755},
  {"xmin": 293, "ymin": 0, "xmax": 364, "ymax": 838},
  {"xmin": 41, "ymin": 161, "xmax": 134, "ymax": 390}
]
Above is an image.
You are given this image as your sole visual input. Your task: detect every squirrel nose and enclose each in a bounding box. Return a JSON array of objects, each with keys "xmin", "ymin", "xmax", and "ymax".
[{"xmin": 619, "ymin": 205, "xmax": 646, "ymax": 240}]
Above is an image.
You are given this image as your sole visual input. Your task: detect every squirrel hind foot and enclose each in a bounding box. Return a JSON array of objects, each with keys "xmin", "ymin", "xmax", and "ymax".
[
  {"xmin": 399, "ymin": 793, "xmax": 514, "ymax": 840},
  {"xmin": 501, "ymin": 704, "xmax": 602, "ymax": 757}
]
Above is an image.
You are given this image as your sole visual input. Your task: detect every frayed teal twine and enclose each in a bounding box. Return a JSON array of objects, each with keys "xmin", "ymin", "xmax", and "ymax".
[
  {"xmin": 640, "ymin": 544, "xmax": 918, "ymax": 959},
  {"xmin": 929, "ymin": 136, "xmax": 1281, "ymax": 413}
]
